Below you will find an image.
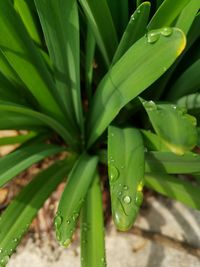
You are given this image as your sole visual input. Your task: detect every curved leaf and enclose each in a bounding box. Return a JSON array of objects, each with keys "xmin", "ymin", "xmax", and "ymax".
[
  {"xmin": 55, "ymin": 153, "xmax": 98, "ymax": 247},
  {"xmin": 87, "ymin": 28, "xmax": 186, "ymax": 147},
  {"xmin": 142, "ymin": 100, "xmax": 198, "ymax": 155},
  {"xmin": 0, "ymin": 143, "xmax": 64, "ymax": 187},
  {"xmin": 0, "ymin": 158, "xmax": 75, "ymax": 266}
]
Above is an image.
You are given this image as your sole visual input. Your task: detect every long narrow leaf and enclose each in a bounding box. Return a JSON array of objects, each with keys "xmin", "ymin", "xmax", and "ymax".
[
  {"xmin": 0, "ymin": 102, "xmax": 79, "ymax": 148},
  {"xmin": 98, "ymin": 150, "xmax": 200, "ymax": 174},
  {"xmin": 34, "ymin": 0, "xmax": 83, "ymax": 132},
  {"xmin": 55, "ymin": 153, "xmax": 98, "ymax": 247},
  {"xmin": 108, "ymin": 126, "xmax": 145, "ymax": 231},
  {"xmin": 87, "ymin": 28, "xmax": 186, "ymax": 147},
  {"xmin": 0, "ymin": 158, "xmax": 75, "ymax": 266},
  {"xmin": 148, "ymin": 0, "xmax": 190, "ymax": 30},
  {"xmin": 113, "ymin": 2, "xmax": 151, "ymax": 64},
  {"xmin": 168, "ymin": 59, "xmax": 200, "ymax": 100},
  {"xmin": 78, "ymin": 0, "xmax": 118, "ymax": 67},
  {"xmin": 14, "ymin": 0, "xmax": 42, "ymax": 45},
  {"xmin": 175, "ymin": 0, "xmax": 200, "ymax": 34},
  {"xmin": 0, "ymin": 1, "xmax": 64, "ymax": 123},
  {"xmin": 145, "ymin": 173, "xmax": 200, "ymax": 210},
  {"xmin": 81, "ymin": 172, "xmax": 106, "ymax": 267},
  {"xmin": 0, "ymin": 143, "xmax": 64, "ymax": 187}
]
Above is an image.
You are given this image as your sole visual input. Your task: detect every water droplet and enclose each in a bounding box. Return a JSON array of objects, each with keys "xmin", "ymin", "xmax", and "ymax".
[
  {"xmin": 66, "ymin": 220, "xmax": 70, "ymax": 225},
  {"xmin": 0, "ymin": 248, "xmax": 2, "ymax": 254},
  {"xmin": 123, "ymin": 185, "xmax": 128, "ymax": 190},
  {"xmin": 144, "ymin": 100, "xmax": 157, "ymax": 111},
  {"xmin": 13, "ymin": 238, "xmax": 19, "ymax": 243},
  {"xmin": 147, "ymin": 32, "xmax": 160, "ymax": 44},
  {"xmin": 131, "ymin": 15, "xmax": 135, "ymax": 21},
  {"xmin": 120, "ymin": 165, "xmax": 125, "ymax": 169},
  {"xmin": 135, "ymin": 192, "xmax": 143, "ymax": 206},
  {"xmin": 110, "ymin": 165, "xmax": 119, "ymax": 182},
  {"xmin": 1, "ymin": 256, "xmax": 9, "ymax": 265},
  {"xmin": 54, "ymin": 215, "xmax": 63, "ymax": 228},
  {"xmin": 161, "ymin": 27, "xmax": 173, "ymax": 37},
  {"xmin": 123, "ymin": 195, "xmax": 131, "ymax": 204},
  {"xmin": 118, "ymin": 191, "xmax": 122, "ymax": 196},
  {"xmin": 81, "ymin": 257, "xmax": 84, "ymax": 262},
  {"xmin": 110, "ymin": 132, "xmax": 114, "ymax": 137},
  {"xmin": 62, "ymin": 238, "xmax": 71, "ymax": 248},
  {"xmin": 56, "ymin": 230, "xmax": 61, "ymax": 241},
  {"xmin": 119, "ymin": 183, "xmax": 122, "ymax": 187},
  {"xmin": 137, "ymin": 9, "xmax": 141, "ymax": 13},
  {"xmin": 72, "ymin": 213, "xmax": 79, "ymax": 221}
]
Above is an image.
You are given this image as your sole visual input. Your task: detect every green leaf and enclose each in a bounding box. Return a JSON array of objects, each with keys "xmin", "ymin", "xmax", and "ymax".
[
  {"xmin": 148, "ymin": 0, "xmax": 190, "ymax": 30},
  {"xmin": 142, "ymin": 100, "xmax": 198, "ymax": 155},
  {"xmin": 14, "ymin": 0, "xmax": 42, "ymax": 45},
  {"xmin": 87, "ymin": 28, "xmax": 186, "ymax": 147},
  {"xmin": 98, "ymin": 149, "xmax": 200, "ymax": 174},
  {"xmin": 34, "ymin": 0, "xmax": 83, "ymax": 132},
  {"xmin": 0, "ymin": 131, "xmax": 37, "ymax": 146},
  {"xmin": 108, "ymin": 126, "xmax": 145, "ymax": 231},
  {"xmin": 0, "ymin": 143, "xmax": 64, "ymax": 187},
  {"xmin": 85, "ymin": 24, "xmax": 95, "ymax": 103},
  {"xmin": 55, "ymin": 153, "xmax": 98, "ymax": 247},
  {"xmin": 81, "ymin": 172, "xmax": 106, "ymax": 267},
  {"xmin": 112, "ymin": 2, "xmax": 151, "ymax": 64},
  {"xmin": 0, "ymin": 158, "xmax": 75, "ymax": 266},
  {"xmin": 175, "ymin": 0, "xmax": 200, "ymax": 34},
  {"xmin": 78, "ymin": 0, "xmax": 118, "ymax": 67},
  {"xmin": 0, "ymin": 102, "xmax": 79, "ymax": 148},
  {"xmin": 141, "ymin": 129, "xmax": 169, "ymax": 151},
  {"xmin": 177, "ymin": 93, "xmax": 200, "ymax": 114},
  {"xmin": 145, "ymin": 151, "xmax": 200, "ymax": 174},
  {"xmin": 0, "ymin": 1, "xmax": 65, "ymax": 123},
  {"xmin": 145, "ymin": 173, "xmax": 200, "ymax": 210},
  {"xmin": 168, "ymin": 58, "xmax": 200, "ymax": 100}
]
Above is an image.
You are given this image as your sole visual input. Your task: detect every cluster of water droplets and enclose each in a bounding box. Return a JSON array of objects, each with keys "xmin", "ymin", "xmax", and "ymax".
[{"xmin": 147, "ymin": 27, "xmax": 173, "ymax": 44}]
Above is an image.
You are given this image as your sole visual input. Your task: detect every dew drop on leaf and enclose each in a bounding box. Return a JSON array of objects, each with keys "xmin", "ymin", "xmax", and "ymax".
[
  {"xmin": 62, "ymin": 238, "xmax": 72, "ymax": 248},
  {"xmin": 161, "ymin": 27, "xmax": 173, "ymax": 37},
  {"xmin": 123, "ymin": 185, "xmax": 128, "ymax": 190},
  {"xmin": 110, "ymin": 165, "xmax": 119, "ymax": 182},
  {"xmin": 147, "ymin": 32, "xmax": 160, "ymax": 44},
  {"xmin": 144, "ymin": 100, "xmax": 157, "ymax": 111},
  {"xmin": 54, "ymin": 214, "xmax": 63, "ymax": 228},
  {"xmin": 123, "ymin": 195, "xmax": 131, "ymax": 204},
  {"xmin": 135, "ymin": 192, "xmax": 143, "ymax": 206}
]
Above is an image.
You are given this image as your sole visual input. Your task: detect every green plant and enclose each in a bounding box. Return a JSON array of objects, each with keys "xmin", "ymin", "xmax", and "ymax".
[{"xmin": 0, "ymin": 0, "xmax": 200, "ymax": 266}]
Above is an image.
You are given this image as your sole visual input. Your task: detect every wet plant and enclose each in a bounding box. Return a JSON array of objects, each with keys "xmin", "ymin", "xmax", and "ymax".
[{"xmin": 0, "ymin": 0, "xmax": 200, "ymax": 266}]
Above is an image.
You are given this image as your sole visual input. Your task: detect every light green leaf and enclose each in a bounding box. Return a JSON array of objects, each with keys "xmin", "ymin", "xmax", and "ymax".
[
  {"xmin": 0, "ymin": 158, "xmax": 75, "ymax": 266},
  {"xmin": 113, "ymin": 2, "xmax": 151, "ymax": 64},
  {"xmin": 34, "ymin": 0, "xmax": 83, "ymax": 132},
  {"xmin": 78, "ymin": 0, "xmax": 118, "ymax": 67},
  {"xmin": 142, "ymin": 100, "xmax": 198, "ymax": 155},
  {"xmin": 177, "ymin": 93, "xmax": 200, "ymax": 114},
  {"xmin": 108, "ymin": 126, "xmax": 145, "ymax": 231},
  {"xmin": 55, "ymin": 153, "xmax": 98, "ymax": 247},
  {"xmin": 148, "ymin": 0, "xmax": 190, "ymax": 30},
  {"xmin": 0, "ymin": 143, "xmax": 64, "ymax": 187},
  {"xmin": 145, "ymin": 173, "xmax": 200, "ymax": 210},
  {"xmin": 81, "ymin": 172, "xmax": 106, "ymax": 267},
  {"xmin": 87, "ymin": 28, "xmax": 186, "ymax": 147},
  {"xmin": 14, "ymin": 0, "xmax": 42, "ymax": 45},
  {"xmin": 175, "ymin": 0, "xmax": 200, "ymax": 34}
]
